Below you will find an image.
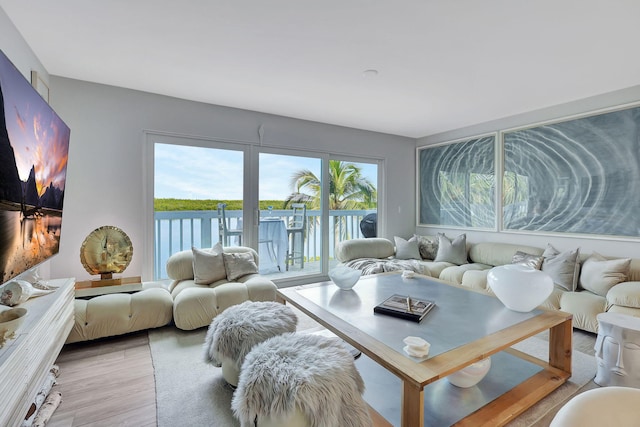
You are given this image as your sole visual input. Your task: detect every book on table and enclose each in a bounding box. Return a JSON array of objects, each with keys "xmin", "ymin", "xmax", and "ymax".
[{"xmin": 374, "ymin": 294, "xmax": 435, "ymax": 322}]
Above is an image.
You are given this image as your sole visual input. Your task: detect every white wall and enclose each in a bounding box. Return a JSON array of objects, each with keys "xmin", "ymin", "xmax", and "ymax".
[
  {"xmin": 1, "ymin": 8, "xmax": 52, "ymax": 280},
  {"xmin": 49, "ymin": 77, "xmax": 416, "ymax": 282},
  {"xmin": 417, "ymin": 86, "xmax": 640, "ymax": 258},
  {"xmin": 0, "ymin": 8, "xmax": 48, "ymax": 85}
]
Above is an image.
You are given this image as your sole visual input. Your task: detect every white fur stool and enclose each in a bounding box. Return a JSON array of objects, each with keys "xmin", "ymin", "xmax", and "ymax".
[
  {"xmin": 232, "ymin": 333, "xmax": 373, "ymax": 427},
  {"xmin": 203, "ymin": 301, "xmax": 297, "ymax": 386}
]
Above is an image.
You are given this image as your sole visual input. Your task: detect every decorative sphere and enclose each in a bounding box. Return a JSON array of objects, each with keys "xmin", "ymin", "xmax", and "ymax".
[
  {"xmin": 329, "ymin": 266, "xmax": 362, "ymax": 290},
  {"xmin": 488, "ymin": 264, "xmax": 554, "ymax": 312},
  {"xmin": 447, "ymin": 357, "xmax": 492, "ymax": 388}
]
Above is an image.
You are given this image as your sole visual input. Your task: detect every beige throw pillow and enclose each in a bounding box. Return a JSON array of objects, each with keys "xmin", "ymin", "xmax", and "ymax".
[
  {"xmin": 541, "ymin": 244, "xmax": 580, "ymax": 291},
  {"xmin": 512, "ymin": 251, "xmax": 544, "ymax": 270},
  {"xmin": 434, "ymin": 233, "xmax": 467, "ymax": 265},
  {"xmin": 579, "ymin": 252, "xmax": 630, "ymax": 297},
  {"xmin": 192, "ymin": 243, "xmax": 226, "ymax": 285},
  {"xmin": 223, "ymin": 252, "xmax": 259, "ymax": 281}
]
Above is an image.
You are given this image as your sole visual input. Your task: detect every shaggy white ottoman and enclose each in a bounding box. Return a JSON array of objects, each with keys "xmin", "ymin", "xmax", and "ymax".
[
  {"xmin": 203, "ymin": 301, "xmax": 297, "ymax": 386},
  {"xmin": 232, "ymin": 333, "xmax": 372, "ymax": 427}
]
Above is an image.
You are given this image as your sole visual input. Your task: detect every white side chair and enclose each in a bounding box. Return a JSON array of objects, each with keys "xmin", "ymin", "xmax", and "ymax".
[
  {"xmin": 550, "ymin": 386, "xmax": 640, "ymax": 427},
  {"xmin": 217, "ymin": 202, "xmax": 243, "ymax": 246},
  {"xmin": 285, "ymin": 203, "xmax": 306, "ymax": 271}
]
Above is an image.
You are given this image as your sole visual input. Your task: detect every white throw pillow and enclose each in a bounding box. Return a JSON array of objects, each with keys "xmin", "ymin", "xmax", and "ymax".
[
  {"xmin": 579, "ymin": 252, "xmax": 630, "ymax": 297},
  {"xmin": 541, "ymin": 244, "xmax": 580, "ymax": 291},
  {"xmin": 394, "ymin": 236, "xmax": 421, "ymax": 260},
  {"xmin": 192, "ymin": 243, "xmax": 226, "ymax": 285},
  {"xmin": 434, "ymin": 233, "xmax": 467, "ymax": 265},
  {"xmin": 223, "ymin": 252, "xmax": 259, "ymax": 281}
]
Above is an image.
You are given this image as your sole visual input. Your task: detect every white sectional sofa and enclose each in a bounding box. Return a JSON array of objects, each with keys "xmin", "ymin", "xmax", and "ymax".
[
  {"xmin": 335, "ymin": 236, "xmax": 640, "ymax": 333},
  {"xmin": 67, "ymin": 246, "xmax": 278, "ymax": 343},
  {"xmin": 166, "ymin": 246, "xmax": 278, "ymax": 330}
]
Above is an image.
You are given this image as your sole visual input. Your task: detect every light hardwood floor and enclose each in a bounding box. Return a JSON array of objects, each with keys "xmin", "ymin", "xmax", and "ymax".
[
  {"xmin": 46, "ymin": 330, "xmax": 390, "ymax": 427},
  {"xmin": 47, "ymin": 331, "xmax": 156, "ymax": 427}
]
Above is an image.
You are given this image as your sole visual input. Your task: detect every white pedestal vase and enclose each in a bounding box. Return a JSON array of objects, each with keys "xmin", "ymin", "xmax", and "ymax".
[{"xmin": 447, "ymin": 357, "xmax": 492, "ymax": 388}]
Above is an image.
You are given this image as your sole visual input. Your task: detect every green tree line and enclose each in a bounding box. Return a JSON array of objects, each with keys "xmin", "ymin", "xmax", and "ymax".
[{"xmin": 154, "ymin": 199, "xmax": 284, "ymax": 211}]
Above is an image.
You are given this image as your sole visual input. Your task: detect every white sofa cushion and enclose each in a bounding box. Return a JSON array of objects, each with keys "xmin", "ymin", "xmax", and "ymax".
[
  {"xmin": 335, "ymin": 238, "xmax": 395, "ymax": 263},
  {"xmin": 67, "ymin": 288, "xmax": 173, "ymax": 343},
  {"xmin": 559, "ymin": 290, "xmax": 606, "ymax": 333},
  {"xmin": 607, "ymin": 282, "xmax": 640, "ymax": 309},
  {"xmin": 166, "ymin": 249, "xmax": 196, "ymax": 282},
  {"xmin": 440, "ymin": 263, "xmax": 492, "ymax": 285},
  {"xmin": 171, "ymin": 277, "xmax": 277, "ymax": 330},
  {"xmin": 469, "ymin": 242, "xmax": 543, "ymax": 266}
]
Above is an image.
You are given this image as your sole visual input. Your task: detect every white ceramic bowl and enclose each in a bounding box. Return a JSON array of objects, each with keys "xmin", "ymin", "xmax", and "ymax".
[
  {"xmin": 329, "ymin": 266, "xmax": 362, "ymax": 290},
  {"xmin": 0, "ymin": 307, "xmax": 28, "ymax": 343},
  {"xmin": 447, "ymin": 357, "xmax": 492, "ymax": 388},
  {"xmin": 488, "ymin": 264, "xmax": 554, "ymax": 312}
]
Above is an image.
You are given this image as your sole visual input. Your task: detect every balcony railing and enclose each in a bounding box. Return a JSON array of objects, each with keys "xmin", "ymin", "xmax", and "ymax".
[{"xmin": 153, "ymin": 209, "xmax": 375, "ymax": 279}]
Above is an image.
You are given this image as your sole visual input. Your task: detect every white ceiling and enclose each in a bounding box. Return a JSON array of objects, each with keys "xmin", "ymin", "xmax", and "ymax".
[{"xmin": 2, "ymin": 1, "xmax": 640, "ymax": 138}]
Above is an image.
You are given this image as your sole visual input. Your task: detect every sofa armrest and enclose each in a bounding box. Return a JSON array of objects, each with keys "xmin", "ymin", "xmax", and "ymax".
[
  {"xmin": 335, "ymin": 238, "xmax": 395, "ymax": 263},
  {"xmin": 607, "ymin": 281, "xmax": 640, "ymax": 309}
]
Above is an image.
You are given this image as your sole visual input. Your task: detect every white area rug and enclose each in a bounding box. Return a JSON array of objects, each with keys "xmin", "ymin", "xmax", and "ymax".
[
  {"xmin": 507, "ymin": 336, "xmax": 597, "ymax": 426},
  {"xmin": 149, "ymin": 325, "xmax": 596, "ymax": 427}
]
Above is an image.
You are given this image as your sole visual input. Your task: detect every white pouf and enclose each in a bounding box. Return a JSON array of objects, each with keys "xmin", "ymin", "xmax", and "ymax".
[
  {"xmin": 550, "ymin": 386, "xmax": 640, "ymax": 426},
  {"xmin": 203, "ymin": 301, "xmax": 297, "ymax": 386},
  {"xmin": 232, "ymin": 333, "xmax": 372, "ymax": 427}
]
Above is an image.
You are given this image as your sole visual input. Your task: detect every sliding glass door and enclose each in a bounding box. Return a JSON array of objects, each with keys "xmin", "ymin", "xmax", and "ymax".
[
  {"xmin": 327, "ymin": 157, "xmax": 378, "ymax": 268},
  {"xmin": 153, "ymin": 141, "xmax": 244, "ymax": 279},
  {"xmin": 150, "ymin": 134, "xmax": 381, "ymax": 283},
  {"xmin": 258, "ymin": 152, "xmax": 323, "ymax": 279}
]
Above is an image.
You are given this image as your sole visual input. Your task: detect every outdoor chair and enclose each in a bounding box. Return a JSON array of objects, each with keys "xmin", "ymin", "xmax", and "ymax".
[
  {"xmin": 285, "ymin": 203, "xmax": 306, "ymax": 271},
  {"xmin": 285, "ymin": 203, "xmax": 307, "ymax": 271},
  {"xmin": 217, "ymin": 203, "xmax": 243, "ymax": 246}
]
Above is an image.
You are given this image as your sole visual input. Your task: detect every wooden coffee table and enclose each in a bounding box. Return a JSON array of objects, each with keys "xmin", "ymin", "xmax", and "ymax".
[{"xmin": 278, "ymin": 272, "xmax": 572, "ymax": 427}]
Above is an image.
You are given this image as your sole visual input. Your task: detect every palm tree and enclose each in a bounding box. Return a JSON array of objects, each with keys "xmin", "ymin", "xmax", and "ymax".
[{"xmin": 284, "ymin": 160, "xmax": 376, "ymax": 240}]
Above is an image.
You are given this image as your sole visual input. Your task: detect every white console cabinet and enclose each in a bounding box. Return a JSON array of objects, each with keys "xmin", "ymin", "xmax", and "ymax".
[{"xmin": 0, "ymin": 278, "xmax": 75, "ymax": 427}]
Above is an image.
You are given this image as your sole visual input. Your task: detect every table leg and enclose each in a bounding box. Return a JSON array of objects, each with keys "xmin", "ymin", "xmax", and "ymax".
[
  {"xmin": 401, "ymin": 381, "xmax": 424, "ymax": 427},
  {"xmin": 549, "ymin": 317, "xmax": 572, "ymax": 374}
]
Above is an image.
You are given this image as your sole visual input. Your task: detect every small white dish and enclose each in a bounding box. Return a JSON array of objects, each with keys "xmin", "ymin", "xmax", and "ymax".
[
  {"xmin": 0, "ymin": 307, "xmax": 28, "ymax": 348},
  {"xmin": 403, "ymin": 336, "xmax": 430, "ymax": 357},
  {"xmin": 402, "ymin": 270, "xmax": 415, "ymax": 279}
]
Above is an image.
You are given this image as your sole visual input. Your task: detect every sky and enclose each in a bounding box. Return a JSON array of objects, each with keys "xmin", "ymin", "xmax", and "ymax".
[{"xmin": 154, "ymin": 143, "xmax": 377, "ymax": 200}]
